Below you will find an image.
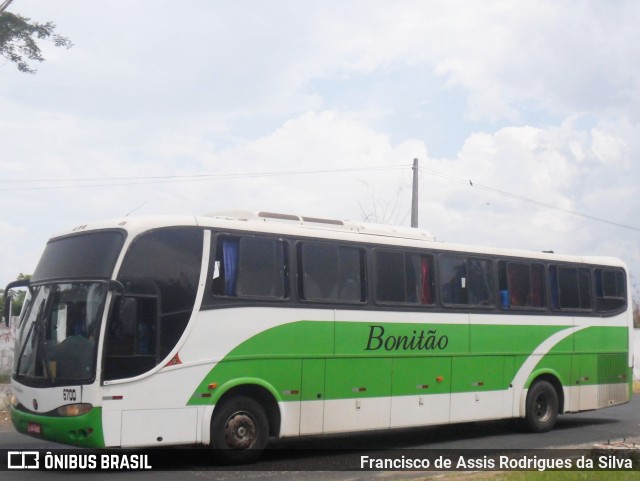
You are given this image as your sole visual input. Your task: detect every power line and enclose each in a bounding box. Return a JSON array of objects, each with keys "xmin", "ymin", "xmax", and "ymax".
[
  {"xmin": 3, "ymin": 162, "xmax": 636, "ymax": 233},
  {"xmin": 0, "ymin": 165, "xmax": 409, "ymax": 192},
  {"xmin": 420, "ymin": 166, "xmax": 640, "ymax": 233}
]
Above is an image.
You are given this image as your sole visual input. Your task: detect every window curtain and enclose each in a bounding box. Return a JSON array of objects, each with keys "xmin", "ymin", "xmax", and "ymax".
[
  {"xmin": 222, "ymin": 238, "xmax": 239, "ymax": 296},
  {"xmin": 421, "ymin": 257, "xmax": 432, "ymax": 304}
]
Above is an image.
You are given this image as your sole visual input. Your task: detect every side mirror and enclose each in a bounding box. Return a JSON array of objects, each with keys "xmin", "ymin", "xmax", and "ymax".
[{"xmin": 3, "ymin": 279, "xmax": 30, "ymax": 327}]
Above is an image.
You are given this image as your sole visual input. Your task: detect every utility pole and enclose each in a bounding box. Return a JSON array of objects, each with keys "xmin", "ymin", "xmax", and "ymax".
[{"xmin": 411, "ymin": 158, "xmax": 419, "ymax": 228}]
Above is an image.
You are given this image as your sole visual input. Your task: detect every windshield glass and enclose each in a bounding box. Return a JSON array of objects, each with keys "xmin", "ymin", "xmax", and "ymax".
[
  {"xmin": 32, "ymin": 231, "xmax": 125, "ymax": 283},
  {"xmin": 14, "ymin": 282, "xmax": 108, "ymax": 386}
]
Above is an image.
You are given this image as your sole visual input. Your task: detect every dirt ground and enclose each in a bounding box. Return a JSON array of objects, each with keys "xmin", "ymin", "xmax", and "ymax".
[{"xmin": 0, "ymin": 409, "xmax": 12, "ymax": 431}]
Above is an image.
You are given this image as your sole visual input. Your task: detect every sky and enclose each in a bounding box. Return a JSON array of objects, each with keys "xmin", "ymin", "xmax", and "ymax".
[{"xmin": 1, "ymin": 0, "xmax": 640, "ymax": 296}]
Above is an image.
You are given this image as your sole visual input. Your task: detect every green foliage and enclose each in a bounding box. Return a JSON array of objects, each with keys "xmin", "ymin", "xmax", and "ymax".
[
  {"xmin": 0, "ymin": 9, "xmax": 71, "ymax": 73},
  {"xmin": 491, "ymin": 471, "xmax": 639, "ymax": 481},
  {"xmin": 0, "ymin": 273, "xmax": 31, "ymax": 320}
]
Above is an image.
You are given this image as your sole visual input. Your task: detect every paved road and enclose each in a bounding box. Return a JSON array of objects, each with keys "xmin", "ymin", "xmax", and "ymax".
[{"xmin": 2, "ymin": 396, "xmax": 639, "ymax": 480}]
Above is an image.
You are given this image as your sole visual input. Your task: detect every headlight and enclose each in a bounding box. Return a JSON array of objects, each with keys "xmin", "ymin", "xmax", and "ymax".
[
  {"xmin": 10, "ymin": 394, "xmax": 18, "ymax": 407},
  {"xmin": 57, "ymin": 403, "xmax": 93, "ymax": 417}
]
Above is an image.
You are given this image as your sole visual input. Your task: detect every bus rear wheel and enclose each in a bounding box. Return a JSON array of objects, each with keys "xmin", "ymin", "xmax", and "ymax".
[
  {"xmin": 525, "ymin": 380, "xmax": 559, "ymax": 433},
  {"xmin": 211, "ymin": 395, "xmax": 269, "ymax": 464}
]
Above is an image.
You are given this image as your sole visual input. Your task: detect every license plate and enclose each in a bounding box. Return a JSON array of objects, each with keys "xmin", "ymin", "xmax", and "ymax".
[{"xmin": 27, "ymin": 422, "xmax": 42, "ymax": 435}]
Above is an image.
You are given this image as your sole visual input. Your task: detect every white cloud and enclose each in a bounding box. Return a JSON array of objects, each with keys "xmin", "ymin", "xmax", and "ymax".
[
  {"xmin": 9, "ymin": 1, "xmax": 640, "ymax": 124},
  {"xmin": 0, "ymin": 221, "xmax": 38, "ymax": 283},
  {"xmin": 421, "ymin": 121, "xmax": 640, "ymax": 267},
  {"xmin": 1, "ymin": 0, "xmax": 640, "ymax": 287},
  {"xmin": 591, "ymin": 129, "xmax": 630, "ymax": 166}
]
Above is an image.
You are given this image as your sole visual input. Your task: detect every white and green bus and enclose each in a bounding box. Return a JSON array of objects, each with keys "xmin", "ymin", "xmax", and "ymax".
[{"xmin": 5, "ymin": 211, "xmax": 633, "ymax": 463}]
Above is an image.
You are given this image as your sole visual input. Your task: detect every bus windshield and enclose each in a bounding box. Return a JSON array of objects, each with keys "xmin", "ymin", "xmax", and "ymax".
[
  {"xmin": 32, "ymin": 231, "xmax": 125, "ymax": 283},
  {"xmin": 14, "ymin": 282, "xmax": 108, "ymax": 386}
]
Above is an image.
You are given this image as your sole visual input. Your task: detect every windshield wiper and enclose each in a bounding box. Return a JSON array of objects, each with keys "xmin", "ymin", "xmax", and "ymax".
[
  {"xmin": 15, "ymin": 299, "xmax": 44, "ymax": 379},
  {"xmin": 37, "ymin": 286, "xmax": 62, "ymax": 382},
  {"xmin": 16, "ymin": 290, "xmax": 56, "ymax": 383}
]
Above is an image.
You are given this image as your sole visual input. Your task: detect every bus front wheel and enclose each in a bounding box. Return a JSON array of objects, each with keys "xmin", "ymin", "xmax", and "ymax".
[
  {"xmin": 211, "ymin": 395, "xmax": 269, "ymax": 464},
  {"xmin": 525, "ymin": 380, "xmax": 559, "ymax": 433}
]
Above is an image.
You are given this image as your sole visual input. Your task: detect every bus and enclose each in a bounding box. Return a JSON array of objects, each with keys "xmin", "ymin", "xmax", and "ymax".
[{"xmin": 5, "ymin": 211, "xmax": 633, "ymax": 463}]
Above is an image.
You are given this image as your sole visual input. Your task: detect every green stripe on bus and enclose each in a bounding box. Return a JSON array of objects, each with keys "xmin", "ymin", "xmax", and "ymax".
[{"xmin": 188, "ymin": 321, "xmax": 629, "ymax": 405}]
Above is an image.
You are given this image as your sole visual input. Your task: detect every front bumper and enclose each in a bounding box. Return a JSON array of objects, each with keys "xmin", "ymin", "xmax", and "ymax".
[{"xmin": 11, "ymin": 405, "xmax": 105, "ymax": 448}]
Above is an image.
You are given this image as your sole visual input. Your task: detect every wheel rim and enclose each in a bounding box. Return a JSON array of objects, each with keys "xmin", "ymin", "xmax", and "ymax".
[
  {"xmin": 224, "ymin": 411, "xmax": 258, "ymax": 449},
  {"xmin": 533, "ymin": 392, "xmax": 551, "ymax": 423}
]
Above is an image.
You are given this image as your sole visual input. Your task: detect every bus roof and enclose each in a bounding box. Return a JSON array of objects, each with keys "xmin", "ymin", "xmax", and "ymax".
[
  {"xmin": 50, "ymin": 211, "xmax": 627, "ymax": 269},
  {"xmin": 204, "ymin": 210, "xmax": 436, "ymax": 241}
]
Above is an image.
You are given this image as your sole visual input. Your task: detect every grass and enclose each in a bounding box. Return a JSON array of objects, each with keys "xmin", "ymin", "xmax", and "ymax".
[{"xmin": 438, "ymin": 473, "xmax": 640, "ymax": 481}]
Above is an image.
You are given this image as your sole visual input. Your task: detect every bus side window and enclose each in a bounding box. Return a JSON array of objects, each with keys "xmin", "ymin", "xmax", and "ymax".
[
  {"xmin": 237, "ymin": 237, "xmax": 286, "ymax": 298},
  {"xmin": 508, "ymin": 263, "xmax": 530, "ymax": 306},
  {"xmin": 498, "ymin": 261, "xmax": 546, "ymax": 309},
  {"xmin": 299, "ymin": 242, "xmax": 365, "ymax": 303},
  {"xmin": 578, "ymin": 268, "xmax": 592, "ymax": 310},
  {"xmin": 374, "ymin": 250, "xmax": 434, "ymax": 305},
  {"xmin": 551, "ymin": 265, "xmax": 592, "ymax": 311},
  {"xmin": 106, "ymin": 227, "xmax": 203, "ymax": 381},
  {"xmin": 212, "ymin": 235, "xmax": 287, "ymax": 299},
  {"xmin": 212, "ymin": 238, "xmax": 239, "ymax": 296},
  {"xmin": 420, "ymin": 255, "xmax": 435, "ymax": 305},
  {"xmin": 440, "ymin": 255, "xmax": 468, "ymax": 305},
  {"xmin": 338, "ymin": 246, "xmax": 363, "ymax": 301},
  {"xmin": 374, "ymin": 250, "xmax": 408, "ymax": 303},
  {"xmin": 556, "ymin": 266, "xmax": 579, "ymax": 309},
  {"xmin": 467, "ymin": 258, "xmax": 493, "ymax": 306},
  {"xmin": 531, "ymin": 263, "xmax": 546, "ymax": 307},
  {"xmin": 440, "ymin": 255, "xmax": 493, "ymax": 307},
  {"xmin": 104, "ymin": 295, "xmax": 158, "ymax": 381},
  {"xmin": 595, "ymin": 268, "xmax": 626, "ymax": 312}
]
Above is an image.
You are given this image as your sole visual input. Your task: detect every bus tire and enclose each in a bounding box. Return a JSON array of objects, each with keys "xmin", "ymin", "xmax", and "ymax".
[
  {"xmin": 210, "ymin": 395, "xmax": 269, "ymax": 464},
  {"xmin": 525, "ymin": 380, "xmax": 558, "ymax": 433}
]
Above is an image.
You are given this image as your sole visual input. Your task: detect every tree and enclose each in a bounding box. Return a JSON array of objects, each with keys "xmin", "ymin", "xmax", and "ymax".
[
  {"xmin": 0, "ymin": 0, "xmax": 72, "ymax": 73},
  {"xmin": 358, "ymin": 181, "xmax": 411, "ymax": 226}
]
